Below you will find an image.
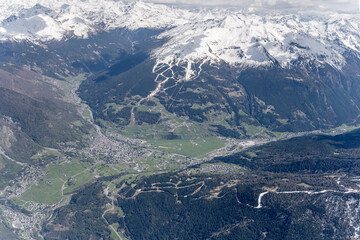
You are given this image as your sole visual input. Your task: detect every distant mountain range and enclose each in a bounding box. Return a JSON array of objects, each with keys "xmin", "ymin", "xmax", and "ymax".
[{"xmin": 1, "ymin": 1, "xmax": 360, "ymax": 139}]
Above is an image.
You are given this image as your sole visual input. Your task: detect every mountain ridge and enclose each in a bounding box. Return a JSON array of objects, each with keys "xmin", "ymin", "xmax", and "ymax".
[{"xmin": 0, "ymin": 1, "xmax": 359, "ymax": 71}]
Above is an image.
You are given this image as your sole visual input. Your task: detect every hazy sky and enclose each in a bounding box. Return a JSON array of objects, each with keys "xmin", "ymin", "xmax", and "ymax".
[{"xmin": 145, "ymin": 0, "xmax": 359, "ymax": 13}]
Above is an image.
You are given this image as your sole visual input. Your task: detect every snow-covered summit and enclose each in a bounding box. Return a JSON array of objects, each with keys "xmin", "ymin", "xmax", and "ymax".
[
  {"xmin": 0, "ymin": 0, "xmax": 192, "ymax": 40},
  {"xmin": 0, "ymin": 0, "xmax": 360, "ymax": 69},
  {"xmin": 155, "ymin": 13, "xmax": 360, "ymax": 70}
]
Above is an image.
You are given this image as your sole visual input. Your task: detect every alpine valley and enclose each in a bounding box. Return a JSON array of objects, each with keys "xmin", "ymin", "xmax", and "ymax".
[{"xmin": 1, "ymin": 1, "xmax": 360, "ymax": 239}]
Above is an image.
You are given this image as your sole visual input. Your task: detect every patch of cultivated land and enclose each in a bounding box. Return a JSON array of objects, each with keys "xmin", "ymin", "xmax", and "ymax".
[
  {"xmin": 149, "ymin": 137, "xmax": 226, "ymax": 158},
  {"xmin": 20, "ymin": 160, "xmax": 92, "ymax": 204}
]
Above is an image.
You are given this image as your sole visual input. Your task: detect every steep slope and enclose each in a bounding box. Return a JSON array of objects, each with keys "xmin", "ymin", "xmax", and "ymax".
[
  {"xmin": 65, "ymin": 2, "xmax": 360, "ymax": 138},
  {"xmin": 0, "ymin": 64, "xmax": 90, "ymax": 163},
  {"xmin": 1, "ymin": 2, "xmax": 360, "ymax": 137}
]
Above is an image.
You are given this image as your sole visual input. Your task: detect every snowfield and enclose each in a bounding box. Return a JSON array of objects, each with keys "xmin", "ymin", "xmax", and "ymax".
[{"xmin": 0, "ymin": 0, "xmax": 360, "ymax": 69}]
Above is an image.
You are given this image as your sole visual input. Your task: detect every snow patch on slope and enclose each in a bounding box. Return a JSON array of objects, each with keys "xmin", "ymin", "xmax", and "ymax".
[
  {"xmin": 0, "ymin": 0, "xmax": 359, "ymax": 70},
  {"xmin": 153, "ymin": 13, "xmax": 360, "ymax": 69},
  {"xmin": 0, "ymin": 0, "xmax": 192, "ymax": 40}
]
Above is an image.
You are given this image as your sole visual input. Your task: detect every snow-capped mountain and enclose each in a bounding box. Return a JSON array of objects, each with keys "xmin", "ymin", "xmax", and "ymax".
[
  {"xmin": 0, "ymin": 0, "xmax": 190, "ymax": 40},
  {"xmin": 1, "ymin": 0, "xmax": 360, "ymax": 71},
  {"xmin": 156, "ymin": 13, "xmax": 360, "ymax": 70},
  {"xmin": 2, "ymin": 0, "xmax": 360, "ymax": 134}
]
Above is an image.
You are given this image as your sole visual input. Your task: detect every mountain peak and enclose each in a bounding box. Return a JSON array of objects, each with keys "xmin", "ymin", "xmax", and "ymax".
[{"xmin": 0, "ymin": 1, "xmax": 359, "ymax": 70}]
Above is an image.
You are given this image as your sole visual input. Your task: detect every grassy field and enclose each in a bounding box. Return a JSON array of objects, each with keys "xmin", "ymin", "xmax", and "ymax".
[
  {"xmin": 137, "ymin": 153, "xmax": 189, "ymax": 172},
  {"xmin": 20, "ymin": 161, "xmax": 91, "ymax": 204},
  {"xmin": 242, "ymin": 123, "xmax": 265, "ymax": 136},
  {"xmin": 30, "ymin": 148, "xmax": 62, "ymax": 161},
  {"xmin": 20, "ymin": 177, "xmax": 64, "ymax": 204},
  {"xmin": 332, "ymin": 124, "xmax": 359, "ymax": 132},
  {"xmin": 0, "ymin": 155, "xmax": 23, "ymax": 190},
  {"xmin": 93, "ymin": 164, "xmax": 130, "ymax": 177},
  {"xmin": 120, "ymin": 124, "xmax": 171, "ymax": 140},
  {"xmin": 118, "ymin": 105, "xmax": 227, "ymax": 158},
  {"xmin": 109, "ymin": 223, "xmax": 120, "ymax": 240},
  {"xmin": 63, "ymin": 170, "xmax": 95, "ymax": 194},
  {"xmin": 19, "ymin": 158, "xmax": 144, "ymax": 204},
  {"xmin": 109, "ymin": 223, "xmax": 128, "ymax": 240},
  {"xmin": 150, "ymin": 137, "xmax": 226, "ymax": 158},
  {"xmin": 98, "ymin": 98, "xmax": 231, "ymax": 159}
]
